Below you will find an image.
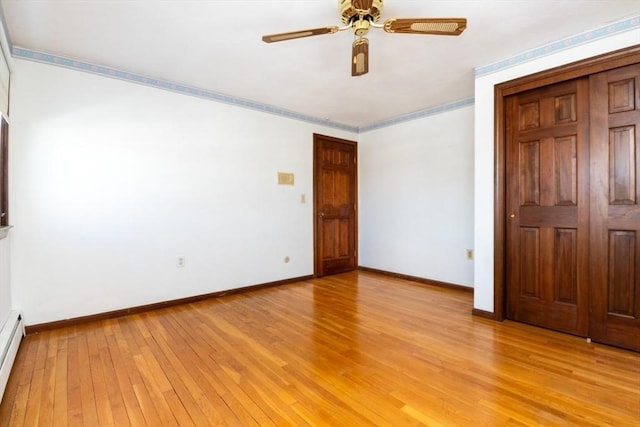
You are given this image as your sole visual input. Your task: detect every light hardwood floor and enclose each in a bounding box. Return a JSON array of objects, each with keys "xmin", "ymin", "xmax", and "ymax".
[{"xmin": 1, "ymin": 271, "xmax": 639, "ymax": 426}]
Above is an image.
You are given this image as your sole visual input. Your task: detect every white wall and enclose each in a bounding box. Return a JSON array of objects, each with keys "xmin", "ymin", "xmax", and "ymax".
[
  {"xmin": 359, "ymin": 106, "xmax": 475, "ymax": 287},
  {"xmin": 473, "ymin": 30, "xmax": 640, "ymax": 312},
  {"xmin": 0, "ymin": 237, "xmax": 10, "ymax": 330},
  {"xmin": 9, "ymin": 58, "xmax": 356, "ymax": 325},
  {"xmin": 10, "ymin": 25, "xmax": 638, "ymax": 326}
]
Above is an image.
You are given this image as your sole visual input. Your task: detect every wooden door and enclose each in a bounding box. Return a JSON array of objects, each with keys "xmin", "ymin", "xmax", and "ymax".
[
  {"xmin": 313, "ymin": 134, "xmax": 357, "ymax": 277},
  {"xmin": 589, "ymin": 64, "xmax": 640, "ymax": 351},
  {"xmin": 506, "ymin": 79, "xmax": 590, "ymax": 336}
]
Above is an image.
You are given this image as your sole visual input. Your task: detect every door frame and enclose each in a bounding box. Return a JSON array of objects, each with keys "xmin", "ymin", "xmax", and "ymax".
[
  {"xmin": 313, "ymin": 133, "xmax": 358, "ymax": 278},
  {"xmin": 492, "ymin": 45, "xmax": 640, "ymax": 321}
]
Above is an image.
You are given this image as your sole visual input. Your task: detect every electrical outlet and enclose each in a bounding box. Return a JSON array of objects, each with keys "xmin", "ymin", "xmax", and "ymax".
[
  {"xmin": 177, "ymin": 257, "xmax": 186, "ymax": 268},
  {"xmin": 466, "ymin": 249, "xmax": 474, "ymax": 260}
]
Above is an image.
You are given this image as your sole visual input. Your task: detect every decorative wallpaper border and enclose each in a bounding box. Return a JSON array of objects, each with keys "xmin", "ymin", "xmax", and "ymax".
[
  {"xmin": 12, "ymin": 45, "xmax": 475, "ymax": 134},
  {"xmin": 11, "ymin": 46, "xmax": 359, "ymax": 134},
  {"xmin": 9, "ymin": 13, "xmax": 638, "ymax": 133},
  {"xmin": 475, "ymin": 15, "xmax": 640, "ymax": 77},
  {"xmin": 359, "ymin": 97, "xmax": 475, "ymax": 133}
]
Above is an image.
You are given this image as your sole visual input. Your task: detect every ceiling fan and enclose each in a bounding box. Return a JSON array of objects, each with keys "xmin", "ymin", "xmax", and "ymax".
[{"xmin": 262, "ymin": 0, "xmax": 467, "ymax": 77}]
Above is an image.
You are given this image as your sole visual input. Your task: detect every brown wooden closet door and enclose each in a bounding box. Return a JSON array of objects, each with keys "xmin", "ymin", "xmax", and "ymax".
[
  {"xmin": 589, "ymin": 64, "xmax": 640, "ymax": 351},
  {"xmin": 506, "ymin": 79, "xmax": 590, "ymax": 336},
  {"xmin": 314, "ymin": 134, "xmax": 357, "ymax": 277}
]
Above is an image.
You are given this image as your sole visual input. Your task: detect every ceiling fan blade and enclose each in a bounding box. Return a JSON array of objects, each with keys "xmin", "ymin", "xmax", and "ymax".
[
  {"xmin": 262, "ymin": 26, "xmax": 340, "ymax": 43},
  {"xmin": 383, "ymin": 18, "xmax": 467, "ymax": 35},
  {"xmin": 352, "ymin": 38, "xmax": 369, "ymax": 77}
]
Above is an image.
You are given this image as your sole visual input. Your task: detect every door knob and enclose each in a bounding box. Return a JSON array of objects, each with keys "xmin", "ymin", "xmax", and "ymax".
[{"xmin": 510, "ymin": 213, "xmax": 516, "ymax": 218}]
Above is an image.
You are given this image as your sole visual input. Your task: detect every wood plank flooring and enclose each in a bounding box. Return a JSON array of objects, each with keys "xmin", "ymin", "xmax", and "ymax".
[{"xmin": 1, "ymin": 271, "xmax": 639, "ymax": 426}]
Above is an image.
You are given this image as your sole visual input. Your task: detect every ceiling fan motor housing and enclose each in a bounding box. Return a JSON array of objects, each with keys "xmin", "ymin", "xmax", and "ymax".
[
  {"xmin": 354, "ymin": 19, "xmax": 371, "ymax": 36},
  {"xmin": 340, "ymin": 0, "xmax": 383, "ymax": 25}
]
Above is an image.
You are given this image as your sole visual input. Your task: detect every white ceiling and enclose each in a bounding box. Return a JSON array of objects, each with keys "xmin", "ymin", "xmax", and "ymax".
[{"xmin": 1, "ymin": 1, "xmax": 638, "ymax": 129}]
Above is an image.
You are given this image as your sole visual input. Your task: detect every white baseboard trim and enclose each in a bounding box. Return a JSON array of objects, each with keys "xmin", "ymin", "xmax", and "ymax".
[{"xmin": 0, "ymin": 311, "xmax": 25, "ymax": 402}]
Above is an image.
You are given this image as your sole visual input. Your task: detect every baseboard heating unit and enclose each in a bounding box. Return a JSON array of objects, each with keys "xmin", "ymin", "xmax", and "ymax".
[{"xmin": 0, "ymin": 311, "xmax": 25, "ymax": 402}]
